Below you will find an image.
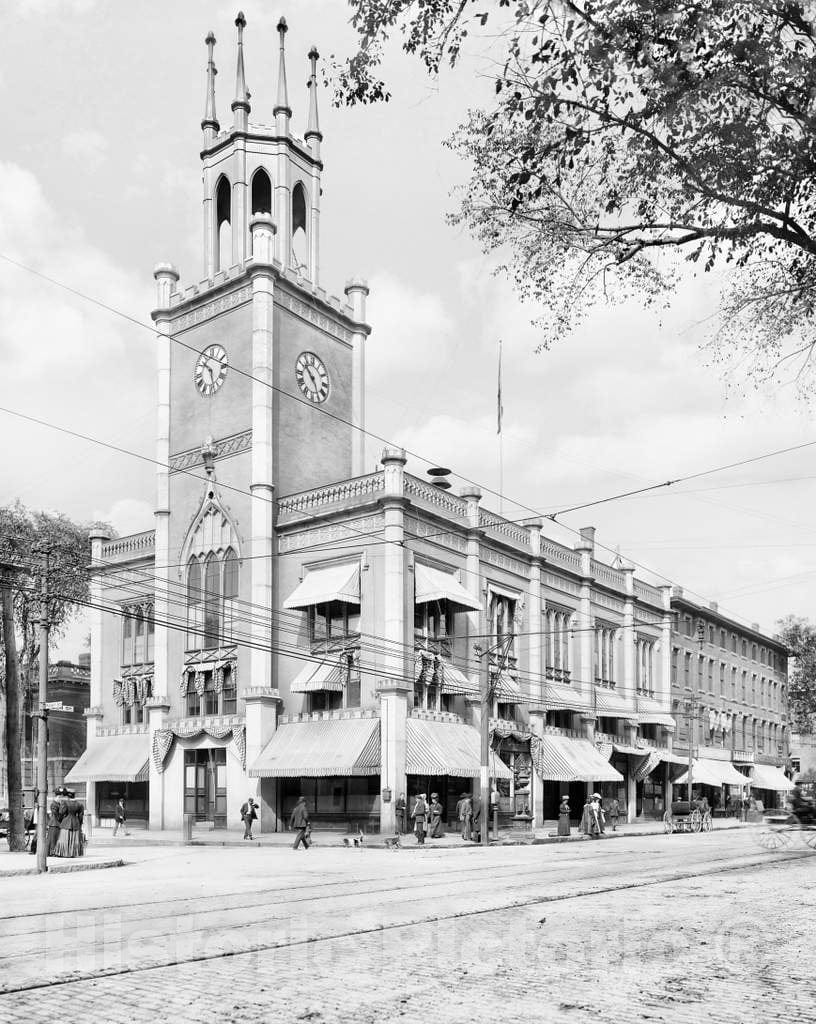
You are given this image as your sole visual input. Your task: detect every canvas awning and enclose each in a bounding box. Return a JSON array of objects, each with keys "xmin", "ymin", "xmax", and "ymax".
[
  {"xmin": 659, "ymin": 750, "xmax": 689, "ymax": 766},
  {"xmin": 406, "ymin": 718, "xmax": 512, "ymax": 780},
  {"xmin": 531, "ymin": 734, "xmax": 624, "ymax": 783},
  {"xmin": 638, "ymin": 712, "xmax": 677, "ymax": 729},
  {"xmin": 492, "ymin": 671, "xmax": 525, "ymax": 703},
  {"xmin": 249, "ymin": 716, "xmax": 380, "ymax": 777},
  {"xmin": 289, "ymin": 656, "xmax": 348, "ymax": 693},
  {"xmin": 613, "ymin": 742, "xmax": 647, "ymax": 757},
  {"xmin": 64, "ymin": 733, "xmax": 150, "ymax": 784},
  {"xmin": 438, "ymin": 660, "xmax": 478, "ymax": 697},
  {"xmin": 594, "ymin": 687, "xmax": 633, "ymax": 715},
  {"xmin": 673, "ymin": 758, "xmax": 750, "ymax": 788},
  {"xmin": 283, "ymin": 563, "xmax": 360, "ymax": 610},
  {"xmin": 414, "ymin": 564, "xmax": 481, "ymax": 611},
  {"xmin": 751, "ymin": 764, "xmax": 796, "ymax": 792}
]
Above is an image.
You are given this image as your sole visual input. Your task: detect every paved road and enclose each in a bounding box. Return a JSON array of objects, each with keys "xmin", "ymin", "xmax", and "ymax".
[{"xmin": 0, "ymin": 830, "xmax": 812, "ymax": 1022}]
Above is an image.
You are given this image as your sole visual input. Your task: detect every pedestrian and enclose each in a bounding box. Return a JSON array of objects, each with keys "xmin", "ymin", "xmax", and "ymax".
[
  {"xmin": 429, "ymin": 793, "xmax": 443, "ymax": 838},
  {"xmin": 411, "ymin": 793, "xmax": 428, "ymax": 845},
  {"xmin": 113, "ymin": 797, "xmax": 130, "ymax": 837},
  {"xmin": 471, "ymin": 792, "xmax": 482, "ymax": 843},
  {"xmin": 47, "ymin": 790, "xmax": 64, "ymax": 855},
  {"xmin": 458, "ymin": 792, "xmax": 472, "ymax": 841},
  {"xmin": 240, "ymin": 796, "xmax": 258, "ymax": 840},
  {"xmin": 395, "ymin": 792, "xmax": 407, "ymax": 834},
  {"xmin": 592, "ymin": 793, "xmax": 606, "ymax": 834},
  {"xmin": 579, "ymin": 796, "xmax": 601, "ymax": 838},
  {"xmin": 607, "ymin": 796, "xmax": 620, "ymax": 832},
  {"xmin": 558, "ymin": 795, "xmax": 571, "ymax": 837},
  {"xmin": 54, "ymin": 790, "xmax": 84, "ymax": 858},
  {"xmin": 289, "ymin": 795, "xmax": 311, "ymax": 850}
]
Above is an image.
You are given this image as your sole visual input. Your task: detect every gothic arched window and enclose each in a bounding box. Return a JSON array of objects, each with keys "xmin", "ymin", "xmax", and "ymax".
[
  {"xmin": 186, "ymin": 549, "xmax": 240, "ymax": 651},
  {"xmin": 215, "ymin": 175, "xmax": 232, "ymax": 272},
  {"xmin": 291, "ymin": 181, "xmax": 308, "ymax": 273},
  {"xmin": 204, "ymin": 553, "xmax": 221, "ymax": 648},
  {"xmin": 251, "ymin": 168, "xmax": 272, "ymax": 214}
]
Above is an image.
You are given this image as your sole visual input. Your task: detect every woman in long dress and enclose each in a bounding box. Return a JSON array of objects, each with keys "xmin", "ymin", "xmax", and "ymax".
[
  {"xmin": 558, "ymin": 796, "xmax": 571, "ymax": 836},
  {"xmin": 579, "ymin": 797, "xmax": 600, "ymax": 838},
  {"xmin": 53, "ymin": 792, "xmax": 84, "ymax": 858}
]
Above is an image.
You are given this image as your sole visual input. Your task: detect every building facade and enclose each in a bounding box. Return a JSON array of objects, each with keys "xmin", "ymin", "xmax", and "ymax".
[
  {"xmin": 67, "ymin": 15, "xmax": 791, "ymax": 831},
  {"xmin": 669, "ymin": 593, "xmax": 792, "ymax": 809},
  {"xmin": 23, "ymin": 656, "xmax": 90, "ymax": 798}
]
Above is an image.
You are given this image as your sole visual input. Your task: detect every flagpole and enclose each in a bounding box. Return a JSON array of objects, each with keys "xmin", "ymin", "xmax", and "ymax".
[{"xmin": 497, "ymin": 339, "xmax": 503, "ymax": 515}]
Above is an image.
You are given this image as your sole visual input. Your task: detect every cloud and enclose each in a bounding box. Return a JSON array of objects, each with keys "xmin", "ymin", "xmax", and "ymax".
[
  {"xmin": 94, "ymin": 498, "xmax": 154, "ymax": 538},
  {"xmin": 62, "ymin": 129, "xmax": 108, "ymax": 168}
]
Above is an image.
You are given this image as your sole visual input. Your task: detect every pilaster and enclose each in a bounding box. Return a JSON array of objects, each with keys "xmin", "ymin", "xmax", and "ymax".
[
  {"xmin": 147, "ymin": 697, "xmax": 170, "ymax": 831},
  {"xmin": 659, "ymin": 584, "xmax": 673, "ymax": 704},
  {"xmin": 83, "ymin": 707, "xmax": 103, "ymax": 825},
  {"xmin": 88, "ymin": 531, "xmax": 110, "ymax": 716},
  {"xmin": 249, "ymin": 216, "xmax": 277, "ymax": 692},
  {"xmin": 245, "ymin": 688, "xmax": 282, "ymax": 831},
  {"xmin": 524, "ymin": 520, "xmax": 543, "ymax": 705},
  {"xmin": 345, "ymin": 278, "xmax": 370, "ymax": 477},
  {"xmin": 461, "ymin": 487, "xmax": 483, "ymax": 694},
  {"xmin": 622, "ymin": 563, "xmax": 635, "ymax": 701},
  {"xmin": 576, "ymin": 528, "xmax": 595, "ymax": 705}
]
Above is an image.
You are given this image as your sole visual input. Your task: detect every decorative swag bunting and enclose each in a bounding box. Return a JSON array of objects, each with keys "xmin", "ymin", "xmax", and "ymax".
[
  {"xmin": 113, "ymin": 674, "xmax": 152, "ymax": 708},
  {"xmin": 152, "ymin": 723, "xmax": 247, "ymax": 774}
]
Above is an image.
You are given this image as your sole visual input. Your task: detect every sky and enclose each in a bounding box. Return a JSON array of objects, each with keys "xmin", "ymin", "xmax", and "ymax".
[{"xmin": 1, "ymin": 0, "xmax": 815, "ymax": 659}]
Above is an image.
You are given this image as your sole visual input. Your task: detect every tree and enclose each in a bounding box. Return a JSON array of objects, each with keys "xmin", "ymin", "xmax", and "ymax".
[
  {"xmin": 776, "ymin": 615, "xmax": 816, "ymax": 733},
  {"xmin": 335, "ymin": 1, "xmax": 816, "ymax": 387},
  {"xmin": 0, "ymin": 503, "xmax": 102, "ymax": 851}
]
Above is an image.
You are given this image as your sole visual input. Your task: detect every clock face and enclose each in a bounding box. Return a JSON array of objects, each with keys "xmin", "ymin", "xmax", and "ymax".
[
  {"xmin": 194, "ymin": 344, "xmax": 228, "ymax": 396},
  {"xmin": 295, "ymin": 351, "xmax": 330, "ymax": 403}
]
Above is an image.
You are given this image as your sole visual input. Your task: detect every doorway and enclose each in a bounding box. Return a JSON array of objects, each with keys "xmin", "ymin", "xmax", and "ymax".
[{"xmin": 184, "ymin": 748, "xmax": 227, "ymax": 827}]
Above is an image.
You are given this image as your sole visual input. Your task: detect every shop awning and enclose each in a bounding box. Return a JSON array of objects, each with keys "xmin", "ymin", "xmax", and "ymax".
[
  {"xmin": 283, "ymin": 563, "xmax": 360, "ymax": 610},
  {"xmin": 415, "ymin": 564, "xmax": 481, "ymax": 611},
  {"xmin": 492, "ymin": 671, "xmax": 525, "ymax": 703},
  {"xmin": 613, "ymin": 742, "xmax": 647, "ymax": 757},
  {"xmin": 751, "ymin": 764, "xmax": 796, "ymax": 792},
  {"xmin": 249, "ymin": 716, "xmax": 380, "ymax": 777},
  {"xmin": 659, "ymin": 750, "xmax": 689, "ymax": 766},
  {"xmin": 439, "ymin": 660, "xmax": 478, "ymax": 697},
  {"xmin": 673, "ymin": 758, "xmax": 750, "ymax": 788},
  {"xmin": 594, "ymin": 687, "xmax": 633, "ymax": 715},
  {"xmin": 406, "ymin": 718, "xmax": 512, "ymax": 780},
  {"xmin": 64, "ymin": 734, "xmax": 150, "ymax": 784},
  {"xmin": 289, "ymin": 656, "xmax": 347, "ymax": 693},
  {"xmin": 638, "ymin": 712, "xmax": 677, "ymax": 729},
  {"xmin": 531, "ymin": 734, "xmax": 624, "ymax": 783}
]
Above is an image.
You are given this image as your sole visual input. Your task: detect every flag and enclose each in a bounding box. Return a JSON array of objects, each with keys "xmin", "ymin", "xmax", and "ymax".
[{"xmin": 497, "ymin": 339, "xmax": 504, "ymax": 435}]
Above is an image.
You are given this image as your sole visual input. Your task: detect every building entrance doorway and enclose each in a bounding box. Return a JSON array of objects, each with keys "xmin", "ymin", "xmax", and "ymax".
[{"xmin": 184, "ymin": 748, "xmax": 227, "ymax": 827}]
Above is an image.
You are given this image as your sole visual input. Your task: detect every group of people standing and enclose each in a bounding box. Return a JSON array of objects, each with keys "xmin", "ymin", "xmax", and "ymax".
[
  {"xmin": 393, "ymin": 790, "xmax": 487, "ymax": 845},
  {"xmin": 31, "ymin": 786, "xmax": 85, "ymax": 858},
  {"xmin": 556, "ymin": 793, "xmax": 621, "ymax": 839}
]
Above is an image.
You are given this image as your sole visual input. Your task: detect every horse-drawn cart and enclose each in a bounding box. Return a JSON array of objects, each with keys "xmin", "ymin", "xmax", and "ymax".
[{"xmin": 663, "ymin": 800, "xmax": 713, "ymax": 835}]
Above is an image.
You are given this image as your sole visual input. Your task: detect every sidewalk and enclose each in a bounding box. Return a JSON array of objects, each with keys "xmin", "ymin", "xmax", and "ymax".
[
  {"xmin": 81, "ymin": 816, "xmax": 756, "ymax": 852},
  {"xmin": 0, "ymin": 850, "xmax": 125, "ymax": 878}
]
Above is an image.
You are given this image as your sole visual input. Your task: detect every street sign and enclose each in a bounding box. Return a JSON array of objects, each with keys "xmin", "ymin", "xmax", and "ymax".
[{"xmin": 43, "ymin": 702, "xmax": 74, "ymax": 712}]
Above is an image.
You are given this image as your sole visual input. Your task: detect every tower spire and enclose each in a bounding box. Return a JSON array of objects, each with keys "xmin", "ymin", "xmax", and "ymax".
[
  {"xmin": 202, "ymin": 31, "xmax": 219, "ymax": 145},
  {"xmin": 274, "ymin": 16, "xmax": 292, "ymax": 127},
  {"xmin": 231, "ymin": 10, "xmax": 250, "ymax": 130},
  {"xmin": 306, "ymin": 46, "xmax": 322, "ymax": 155}
]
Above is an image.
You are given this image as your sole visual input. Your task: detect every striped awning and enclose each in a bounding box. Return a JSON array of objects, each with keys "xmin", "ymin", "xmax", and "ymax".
[
  {"xmin": 414, "ymin": 564, "xmax": 481, "ymax": 611},
  {"xmin": 674, "ymin": 758, "xmax": 750, "ymax": 788},
  {"xmin": 439, "ymin": 660, "xmax": 478, "ymax": 697},
  {"xmin": 751, "ymin": 763, "xmax": 796, "ymax": 792},
  {"xmin": 406, "ymin": 718, "xmax": 512, "ymax": 780},
  {"xmin": 594, "ymin": 687, "xmax": 633, "ymax": 715},
  {"xmin": 289, "ymin": 656, "xmax": 348, "ymax": 693},
  {"xmin": 638, "ymin": 712, "xmax": 677, "ymax": 729},
  {"xmin": 634, "ymin": 749, "xmax": 663, "ymax": 781},
  {"xmin": 613, "ymin": 742, "xmax": 647, "ymax": 757},
  {"xmin": 531, "ymin": 734, "xmax": 624, "ymax": 783},
  {"xmin": 249, "ymin": 716, "xmax": 380, "ymax": 777},
  {"xmin": 64, "ymin": 733, "xmax": 150, "ymax": 784},
  {"xmin": 492, "ymin": 671, "xmax": 525, "ymax": 703},
  {"xmin": 283, "ymin": 562, "xmax": 360, "ymax": 610}
]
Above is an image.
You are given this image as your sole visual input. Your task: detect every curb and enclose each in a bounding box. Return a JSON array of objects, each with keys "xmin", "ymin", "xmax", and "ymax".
[{"xmin": 0, "ymin": 857, "xmax": 126, "ymax": 878}]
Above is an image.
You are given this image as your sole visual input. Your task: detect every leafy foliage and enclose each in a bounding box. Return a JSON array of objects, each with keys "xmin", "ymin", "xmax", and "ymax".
[
  {"xmin": 335, "ymin": 1, "xmax": 816, "ymax": 386},
  {"xmin": 776, "ymin": 615, "xmax": 816, "ymax": 733}
]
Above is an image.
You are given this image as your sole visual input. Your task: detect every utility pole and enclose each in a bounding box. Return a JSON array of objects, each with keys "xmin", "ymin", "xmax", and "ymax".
[
  {"xmin": 684, "ymin": 621, "xmax": 705, "ymax": 804},
  {"xmin": 0, "ymin": 562, "xmax": 25, "ymax": 852},
  {"xmin": 474, "ymin": 632, "xmax": 514, "ymax": 845},
  {"xmin": 34, "ymin": 550, "xmax": 50, "ymax": 873}
]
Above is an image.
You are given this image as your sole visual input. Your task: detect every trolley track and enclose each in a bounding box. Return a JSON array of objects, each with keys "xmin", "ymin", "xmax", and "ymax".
[{"xmin": 0, "ymin": 842, "xmax": 808, "ymax": 996}]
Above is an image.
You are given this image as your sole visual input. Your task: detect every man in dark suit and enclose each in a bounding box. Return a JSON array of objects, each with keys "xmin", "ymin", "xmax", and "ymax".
[
  {"xmin": 289, "ymin": 796, "xmax": 311, "ymax": 850},
  {"xmin": 471, "ymin": 793, "xmax": 482, "ymax": 842},
  {"xmin": 240, "ymin": 796, "xmax": 258, "ymax": 840}
]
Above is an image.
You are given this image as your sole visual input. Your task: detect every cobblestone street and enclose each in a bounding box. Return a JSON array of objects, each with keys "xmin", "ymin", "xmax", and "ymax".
[{"xmin": 0, "ymin": 829, "xmax": 812, "ymax": 1023}]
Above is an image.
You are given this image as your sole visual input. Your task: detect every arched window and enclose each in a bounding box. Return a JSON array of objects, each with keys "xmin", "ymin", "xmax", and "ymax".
[
  {"xmin": 251, "ymin": 168, "xmax": 272, "ymax": 214},
  {"xmin": 186, "ymin": 549, "xmax": 240, "ymax": 651},
  {"xmin": 291, "ymin": 182, "xmax": 308, "ymax": 272},
  {"xmin": 216, "ymin": 175, "xmax": 232, "ymax": 272},
  {"xmin": 223, "ymin": 547, "xmax": 238, "ymax": 642},
  {"xmin": 204, "ymin": 554, "xmax": 221, "ymax": 648},
  {"xmin": 187, "ymin": 557, "xmax": 202, "ymax": 648}
]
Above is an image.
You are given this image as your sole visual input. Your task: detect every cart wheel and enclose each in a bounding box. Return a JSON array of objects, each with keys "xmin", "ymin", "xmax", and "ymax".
[
  {"xmin": 756, "ymin": 828, "xmax": 792, "ymax": 851},
  {"xmin": 800, "ymin": 829, "xmax": 816, "ymax": 851},
  {"xmin": 702, "ymin": 812, "xmax": 713, "ymax": 834},
  {"xmin": 691, "ymin": 808, "xmax": 702, "ymax": 833},
  {"xmin": 662, "ymin": 811, "xmax": 673, "ymax": 835}
]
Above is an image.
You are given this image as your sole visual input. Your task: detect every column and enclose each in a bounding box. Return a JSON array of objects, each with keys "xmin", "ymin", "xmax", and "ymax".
[
  {"xmin": 232, "ymin": 139, "xmax": 248, "ymax": 267},
  {"xmin": 147, "ymin": 698, "xmax": 170, "ymax": 831},
  {"xmin": 275, "ymin": 150, "xmax": 290, "ymax": 269},
  {"xmin": 244, "ymin": 689, "xmax": 282, "ymax": 831},
  {"xmin": 82, "ymin": 708, "xmax": 103, "ymax": 830},
  {"xmin": 249, "ymin": 216, "xmax": 277, "ymax": 691},
  {"xmin": 202, "ymin": 161, "xmax": 216, "ymax": 278},
  {"xmin": 86, "ymin": 529, "xmax": 109, "ymax": 829},
  {"xmin": 576, "ymin": 529, "xmax": 595, "ymax": 706},
  {"xmin": 379, "ymin": 448, "xmax": 409, "ymax": 833},
  {"xmin": 344, "ymin": 278, "xmax": 371, "ymax": 477},
  {"xmin": 625, "ymin": 717, "xmax": 639, "ymax": 822},
  {"xmin": 152, "ymin": 266, "xmax": 178, "ymax": 730},
  {"xmin": 461, "ymin": 487, "xmax": 483, "ymax": 690}
]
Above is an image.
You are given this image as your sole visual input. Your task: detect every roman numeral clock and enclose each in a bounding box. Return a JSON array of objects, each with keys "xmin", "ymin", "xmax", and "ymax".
[
  {"xmin": 194, "ymin": 344, "xmax": 229, "ymax": 396},
  {"xmin": 295, "ymin": 351, "xmax": 330, "ymax": 404}
]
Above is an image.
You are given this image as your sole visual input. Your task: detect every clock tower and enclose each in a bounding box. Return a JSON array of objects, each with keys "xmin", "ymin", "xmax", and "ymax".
[{"xmin": 149, "ymin": 12, "xmax": 371, "ymax": 716}]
